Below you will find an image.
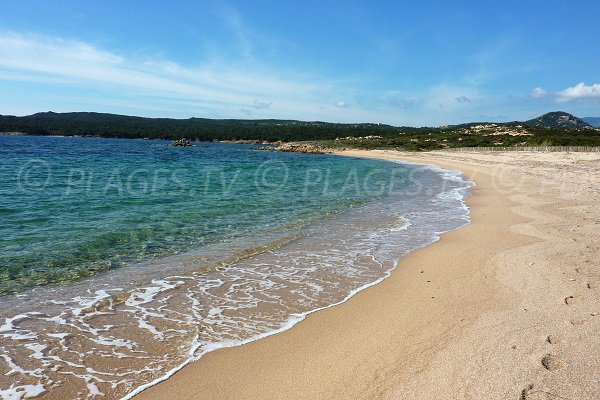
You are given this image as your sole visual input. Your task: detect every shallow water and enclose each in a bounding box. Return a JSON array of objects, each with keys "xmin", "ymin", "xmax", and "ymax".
[{"xmin": 0, "ymin": 136, "xmax": 473, "ymax": 399}]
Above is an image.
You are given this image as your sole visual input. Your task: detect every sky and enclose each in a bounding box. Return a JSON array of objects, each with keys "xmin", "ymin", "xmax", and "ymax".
[{"xmin": 0, "ymin": 0, "xmax": 598, "ymax": 126}]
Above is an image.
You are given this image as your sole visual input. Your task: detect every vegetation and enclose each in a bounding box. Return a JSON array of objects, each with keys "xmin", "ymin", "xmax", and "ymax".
[
  {"xmin": 330, "ymin": 126, "xmax": 600, "ymax": 151},
  {"xmin": 1, "ymin": 111, "xmax": 599, "ymax": 151},
  {"xmin": 0, "ymin": 112, "xmax": 417, "ymax": 142},
  {"xmin": 524, "ymin": 111, "xmax": 590, "ymax": 129}
]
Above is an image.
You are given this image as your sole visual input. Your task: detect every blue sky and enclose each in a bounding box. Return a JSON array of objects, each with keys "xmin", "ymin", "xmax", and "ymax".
[{"xmin": 0, "ymin": 1, "xmax": 598, "ymax": 126}]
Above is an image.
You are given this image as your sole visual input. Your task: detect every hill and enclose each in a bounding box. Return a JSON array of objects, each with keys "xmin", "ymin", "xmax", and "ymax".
[
  {"xmin": 0, "ymin": 112, "xmax": 419, "ymax": 142},
  {"xmin": 583, "ymin": 117, "xmax": 600, "ymax": 128},
  {"xmin": 525, "ymin": 111, "xmax": 591, "ymax": 129},
  {"xmin": 1, "ymin": 110, "xmax": 599, "ymax": 150}
]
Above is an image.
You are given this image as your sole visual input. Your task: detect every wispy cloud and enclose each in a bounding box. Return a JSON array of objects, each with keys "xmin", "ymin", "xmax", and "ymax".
[
  {"xmin": 252, "ymin": 99, "xmax": 272, "ymax": 109},
  {"xmin": 531, "ymin": 87, "xmax": 547, "ymax": 98},
  {"xmin": 0, "ymin": 32, "xmax": 366, "ymax": 121},
  {"xmin": 464, "ymin": 35, "xmax": 537, "ymax": 87},
  {"xmin": 0, "ymin": 29, "xmax": 568, "ymax": 127},
  {"xmin": 556, "ymin": 82, "xmax": 600, "ymax": 102},
  {"xmin": 425, "ymin": 84, "xmax": 478, "ymax": 111}
]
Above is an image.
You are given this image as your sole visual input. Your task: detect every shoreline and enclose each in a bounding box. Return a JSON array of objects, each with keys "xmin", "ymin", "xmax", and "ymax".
[
  {"xmin": 136, "ymin": 149, "xmax": 600, "ymax": 400},
  {"xmin": 123, "ymin": 155, "xmax": 474, "ymax": 400},
  {"xmin": 0, "ymin": 143, "xmax": 473, "ymax": 399}
]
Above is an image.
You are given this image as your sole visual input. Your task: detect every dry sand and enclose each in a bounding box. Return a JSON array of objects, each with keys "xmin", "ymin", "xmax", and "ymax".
[{"xmin": 137, "ymin": 150, "xmax": 600, "ymax": 400}]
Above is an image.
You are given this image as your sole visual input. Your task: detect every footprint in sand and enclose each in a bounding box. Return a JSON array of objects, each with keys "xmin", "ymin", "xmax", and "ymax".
[
  {"xmin": 547, "ymin": 335, "xmax": 561, "ymax": 345},
  {"xmin": 541, "ymin": 354, "xmax": 566, "ymax": 371},
  {"xmin": 520, "ymin": 384, "xmax": 534, "ymax": 400},
  {"xmin": 564, "ymin": 295, "xmax": 574, "ymax": 305},
  {"xmin": 576, "ymin": 266, "xmax": 599, "ymax": 278}
]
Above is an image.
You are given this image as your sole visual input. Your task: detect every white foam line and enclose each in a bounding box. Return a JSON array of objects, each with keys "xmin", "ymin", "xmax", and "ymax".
[
  {"xmin": 123, "ymin": 236, "xmax": 435, "ymax": 400},
  {"xmin": 388, "ymin": 159, "xmax": 475, "ymax": 199},
  {"xmin": 121, "ymin": 159, "xmax": 475, "ymax": 400}
]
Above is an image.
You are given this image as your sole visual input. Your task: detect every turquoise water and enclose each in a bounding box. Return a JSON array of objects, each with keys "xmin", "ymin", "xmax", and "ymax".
[
  {"xmin": 0, "ymin": 135, "xmax": 474, "ymax": 399},
  {"xmin": 0, "ymin": 136, "xmax": 409, "ymax": 295}
]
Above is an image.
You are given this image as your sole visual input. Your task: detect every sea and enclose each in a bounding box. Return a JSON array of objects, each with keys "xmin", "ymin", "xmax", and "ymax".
[{"xmin": 0, "ymin": 135, "xmax": 473, "ymax": 399}]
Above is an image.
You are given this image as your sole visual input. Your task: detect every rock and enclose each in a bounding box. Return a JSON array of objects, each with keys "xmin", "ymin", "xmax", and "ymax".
[
  {"xmin": 274, "ymin": 142, "xmax": 340, "ymax": 154},
  {"xmin": 171, "ymin": 138, "xmax": 192, "ymax": 147}
]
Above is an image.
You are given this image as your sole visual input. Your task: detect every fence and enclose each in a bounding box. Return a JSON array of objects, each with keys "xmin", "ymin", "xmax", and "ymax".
[{"xmin": 443, "ymin": 146, "xmax": 600, "ymax": 153}]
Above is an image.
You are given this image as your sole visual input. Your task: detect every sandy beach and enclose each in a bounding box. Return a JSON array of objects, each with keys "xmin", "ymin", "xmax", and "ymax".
[{"xmin": 137, "ymin": 150, "xmax": 600, "ymax": 400}]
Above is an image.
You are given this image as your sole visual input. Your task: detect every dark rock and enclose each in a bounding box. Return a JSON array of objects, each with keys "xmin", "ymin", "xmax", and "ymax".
[{"xmin": 171, "ymin": 138, "xmax": 192, "ymax": 147}]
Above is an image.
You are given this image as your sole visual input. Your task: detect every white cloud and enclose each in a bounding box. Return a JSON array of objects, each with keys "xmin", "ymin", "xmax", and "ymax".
[
  {"xmin": 557, "ymin": 82, "xmax": 600, "ymax": 102},
  {"xmin": 531, "ymin": 87, "xmax": 547, "ymax": 98},
  {"xmin": 0, "ymin": 31, "xmax": 537, "ymax": 127},
  {"xmin": 1, "ymin": 32, "xmax": 311, "ymax": 105},
  {"xmin": 0, "ymin": 32, "xmax": 376, "ymax": 122}
]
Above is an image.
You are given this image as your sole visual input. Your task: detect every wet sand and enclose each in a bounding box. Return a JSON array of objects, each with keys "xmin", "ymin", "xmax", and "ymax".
[{"xmin": 137, "ymin": 150, "xmax": 600, "ymax": 400}]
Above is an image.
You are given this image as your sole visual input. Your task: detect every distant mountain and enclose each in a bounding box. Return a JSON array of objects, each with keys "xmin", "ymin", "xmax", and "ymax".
[
  {"xmin": 582, "ymin": 117, "xmax": 600, "ymax": 128},
  {"xmin": 525, "ymin": 111, "xmax": 591, "ymax": 129},
  {"xmin": 3, "ymin": 110, "xmax": 600, "ymax": 150}
]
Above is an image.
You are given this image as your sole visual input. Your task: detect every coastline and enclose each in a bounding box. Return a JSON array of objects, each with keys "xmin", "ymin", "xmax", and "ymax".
[{"xmin": 136, "ymin": 150, "xmax": 600, "ymax": 400}]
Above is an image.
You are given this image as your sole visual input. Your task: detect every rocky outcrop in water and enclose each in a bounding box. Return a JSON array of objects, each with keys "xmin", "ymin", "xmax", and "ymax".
[{"xmin": 171, "ymin": 138, "xmax": 192, "ymax": 147}]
